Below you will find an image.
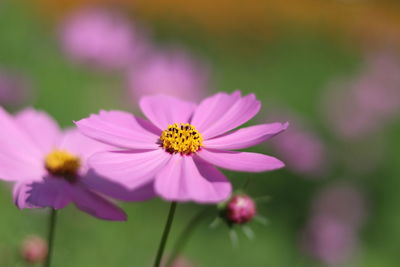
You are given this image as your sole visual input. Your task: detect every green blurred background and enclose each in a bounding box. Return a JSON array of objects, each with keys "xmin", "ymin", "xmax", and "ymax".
[{"xmin": 1, "ymin": 0, "xmax": 400, "ymax": 266}]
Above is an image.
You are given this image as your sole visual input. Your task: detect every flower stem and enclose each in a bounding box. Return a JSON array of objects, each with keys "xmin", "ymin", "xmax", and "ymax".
[
  {"xmin": 166, "ymin": 208, "xmax": 210, "ymax": 267},
  {"xmin": 153, "ymin": 202, "xmax": 177, "ymax": 267},
  {"xmin": 44, "ymin": 209, "xmax": 57, "ymax": 267}
]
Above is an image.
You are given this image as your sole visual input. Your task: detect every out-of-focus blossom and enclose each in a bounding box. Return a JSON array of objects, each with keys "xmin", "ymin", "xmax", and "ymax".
[
  {"xmin": 300, "ymin": 183, "xmax": 366, "ymax": 265},
  {"xmin": 0, "ymin": 108, "xmax": 127, "ymax": 221},
  {"xmin": 268, "ymin": 113, "xmax": 327, "ymax": 178},
  {"xmin": 323, "ymin": 50, "xmax": 400, "ymax": 140},
  {"xmin": 59, "ymin": 8, "xmax": 147, "ymax": 70},
  {"xmin": 21, "ymin": 235, "xmax": 48, "ymax": 264},
  {"xmin": 126, "ymin": 49, "xmax": 211, "ymax": 102},
  {"xmin": 311, "ymin": 184, "xmax": 366, "ymax": 229},
  {"xmin": 0, "ymin": 70, "xmax": 32, "ymax": 107},
  {"xmin": 224, "ymin": 194, "xmax": 256, "ymax": 225},
  {"xmin": 301, "ymin": 215, "xmax": 357, "ymax": 266},
  {"xmin": 77, "ymin": 92, "xmax": 287, "ymax": 203}
]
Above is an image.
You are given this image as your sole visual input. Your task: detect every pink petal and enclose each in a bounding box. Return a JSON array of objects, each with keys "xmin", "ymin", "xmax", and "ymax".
[
  {"xmin": 191, "ymin": 91, "xmax": 261, "ymax": 139},
  {"xmin": 13, "ymin": 182, "xmax": 38, "ymax": 209},
  {"xmin": 75, "ymin": 110, "xmax": 160, "ymax": 149},
  {"xmin": 0, "ymin": 153, "xmax": 44, "ymax": 182},
  {"xmin": 204, "ymin": 122, "xmax": 289, "ymax": 150},
  {"xmin": 16, "ymin": 108, "xmax": 62, "ymax": 153},
  {"xmin": 139, "ymin": 95, "xmax": 196, "ymax": 130},
  {"xmin": 58, "ymin": 128, "xmax": 111, "ymax": 162},
  {"xmin": 89, "ymin": 149, "xmax": 170, "ymax": 190},
  {"xmin": 27, "ymin": 178, "xmax": 72, "ymax": 209},
  {"xmin": 197, "ymin": 149, "xmax": 285, "ymax": 172},
  {"xmin": 81, "ymin": 169, "xmax": 156, "ymax": 201},
  {"xmin": 71, "ymin": 184, "xmax": 127, "ymax": 221},
  {"xmin": 191, "ymin": 91, "xmax": 241, "ymax": 133},
  {"xmin": 0, "ymin": 107, "xmax": 42, "ymax": 162},
  {"xmin": 155, "ymin": 154, "xmax": 232, "ymax": 203}
]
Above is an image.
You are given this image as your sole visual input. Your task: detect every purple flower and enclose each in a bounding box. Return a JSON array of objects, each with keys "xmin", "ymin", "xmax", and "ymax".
[
  {"xmin": 77, "ymin": 91, "xmax": 288, "ymax": 203},
  {"xmin": 0, "ymin": 107, "xmax": 126, "ymax": 221},
  {"xmin": 59, "ymin": 8, "xmax": 147, "ymax": 70},
  {"xmin": 301, "ymin": 215, "xmax": 357, "ymax": 266},
  {"xmin": 269, "ymin": 117, "xmax": 327, "ymax": 177},
  {"xmin": 0, "ymin": 70, "xmax": 32, "ymax": 107},
  {"xmin": 126, "ymin": 49, "xmax": 210, "ymax": 102},
  {"xmin": 322, "ymin": 50, "xmax": 400, "ymax": 139}
]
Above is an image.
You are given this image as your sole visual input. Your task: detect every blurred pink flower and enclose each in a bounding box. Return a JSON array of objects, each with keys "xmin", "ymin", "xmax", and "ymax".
[
  {"xmin": 268, "ymin": 114, "xmax": 327, "ymax": 177},
  {"xmin": 301, "ymin": 215, "xmax": 357, "ymax": 266},
  {"xmin": 0, "ymin": 107, "xmax": 127, "ymax": 221},
  {"xmin": 127, "ymin": 49, "xmax": 211, "ymax": 102},
  {"xmin": 59, "ymin": 8, "xmax": 147, "ymax": 70},
  {"xmin": 225, "ymin": 194, "xmax": 256, "ymax": 225},
  {"xmin": 0, "ymin": 70, "xmax": 32, "ymax": 107},
  {"xmin": 311, "ymin": 184, "xmax": 366, "ymax": 229},
  {"xmin": 21, "ymin": 235, "xmax": 48, "ymax": 264},
  {"xmin": 301, "ymin": 183, "xmax": 366, "ymax": 265},
  {"xmin": 323, "ymin": 50, "xmax": 400, "ymax": 140},
  {"xmin": 77, "ymin": 91, "xmax": 287, "ymax": 203}
]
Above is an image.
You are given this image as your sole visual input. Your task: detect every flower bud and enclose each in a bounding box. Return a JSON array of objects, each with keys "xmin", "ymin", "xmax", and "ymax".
[
  {"xmin": 223, "ymin": 194, "xmax": 256, "ymax": 225},
  {"xmin": 21, "ymin": 235, "xmax": 48, "ymax": 264}
]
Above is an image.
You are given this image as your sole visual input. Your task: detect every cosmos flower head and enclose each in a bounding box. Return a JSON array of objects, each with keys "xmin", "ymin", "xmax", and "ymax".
[
  {"xmin": 77, "ymin": 91, "xmax": 288, "ymax": 203},
  {"xmin": 59, "ymin": 8, "xmax": 148, "ymax": 70},
  {"xmin": 0, "ymin": 107, "xmax": 127, "ymax": 221},
  {"xmin": 127, "ymin": 48, "xmax": 210, "ymax": 102}
]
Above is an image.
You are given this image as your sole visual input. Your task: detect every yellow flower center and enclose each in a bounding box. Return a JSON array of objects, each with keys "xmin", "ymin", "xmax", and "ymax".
[
  {"xmin": 160, "ymin": 123, "xmax": 203, "ymax": 154},
  {"xmin": 45, "ymin": 150, "xmax": 81, "ymax": 179}
]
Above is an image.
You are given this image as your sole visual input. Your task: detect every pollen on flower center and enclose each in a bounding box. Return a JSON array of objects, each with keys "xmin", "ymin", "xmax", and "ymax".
[
  {"xmin": 45, "ymin": 149, "xmax": 81, "ymax": 178},
  {"xmin": 160, "ymin": 123, "xmax": 203, "ymax": 154}
]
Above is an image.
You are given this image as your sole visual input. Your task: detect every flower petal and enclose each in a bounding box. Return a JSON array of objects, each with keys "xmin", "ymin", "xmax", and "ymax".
[
  {"xmin": 27, "ymin": 178, "xmax": 72, "ymax": 209},
  {"xmin": 81, "ymin": 169, "xmax": 156, "ymax": 202},
  {"xmin": 139, "ymin": 95, "xmax": 196, "ymax": 130},
  {"xmin": 0, "ymin": 153, "xmax": 44, "ymax": 182},
  {"xmin": 0, "ymin": 107, "xmax": 42, "ymax": 162},
  {"xmin": 191, "ymin": 91, "xmax": 261, "ymax": 139},
  {"xmin": 155, "ymin": 154, "xmax": 232, "ymax": 203},
  {"xmin": 16, "ymin": 108, "xmax": 62, "ymax": 153},
  {"xmin": 58, "ymin": 128, "xmax": 111, "ymax": 162},
  {"xmin": 203, "ymin": 122, "xmax": 289, "ymax": 150},
  {"xmin": 89, "ymin": 149, "xmax": 170, "ymax": 190},
  {"xmin": 13, "ymin": 182, "xmax": 38, "ymax": 209},
  {"xmin": 75, "ymin": 110, "xmax": 160, "ymax": 149},
  {"xmin": 70, "ymin": 184, "xmax": 127, "ymax": 221},
  {"xmin": 197, "ymin": 149, "xmax": 285, "ymax": 172}
]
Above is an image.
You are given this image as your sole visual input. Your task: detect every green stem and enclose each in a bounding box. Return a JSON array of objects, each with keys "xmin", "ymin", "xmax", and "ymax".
[
  {"xmin": 166, "ymin": 208, "xmax": 210, "ymax": 267},
  {"xmin": 44, "ymin": 209, "xmax": 57, "ymax": 267},
  {"xmin": 153, "ymin": 202, "xmax": 177, "ymax": 267}
]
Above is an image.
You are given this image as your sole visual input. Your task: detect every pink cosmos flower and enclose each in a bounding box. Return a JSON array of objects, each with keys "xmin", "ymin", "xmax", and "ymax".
[
  {"xmin": 0, "ymin": 107, "xmax": 126, "ymax": 221},
  {"xmin": 59, "ymin": 8, "xmax": 147, "ymax": 70},
  {"xmin": 76, "ymin": 91, "xmax": 288, "ymax": 203},
  {"xmin": 127, "ymin": 49, "xmax": 210, "ymax": 102}
]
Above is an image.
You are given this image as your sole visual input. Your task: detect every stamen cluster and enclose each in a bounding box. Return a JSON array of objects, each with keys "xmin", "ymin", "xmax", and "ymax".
[
  {"xmin": 160, "ymin": 123, "xmax": 203, "ymax": 154},
  {"xmin": 45, "ymin": 149, "xmax": 81, "ymax": 179}
]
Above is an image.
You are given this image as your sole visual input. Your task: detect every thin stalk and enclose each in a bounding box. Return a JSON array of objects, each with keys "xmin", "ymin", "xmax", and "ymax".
[
  {"xmin": 153, "ymin": 202, "xmax": 178, "ymax": 267},
  {"xmin": 44, "ymin": 209, "xmax": 57, "ymax": 267},
  {"xmin": 166, "ymin": 208, "xmax": 210, "ymax": 267}
]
